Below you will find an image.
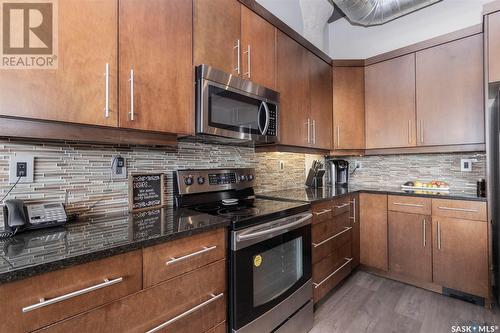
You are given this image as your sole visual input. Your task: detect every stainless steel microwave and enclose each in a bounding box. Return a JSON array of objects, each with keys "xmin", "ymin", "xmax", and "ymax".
[{"xmin": 195, "ymin": 65, "xmax": 279, "ymax": 144}]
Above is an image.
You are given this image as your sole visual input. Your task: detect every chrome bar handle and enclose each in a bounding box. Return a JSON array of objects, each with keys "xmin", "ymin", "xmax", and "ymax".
[
  {"xmin": 306, "ymin": 118, "xmax": 311, "ymax": 143},
  {"xmin": 165, "ymin": 246, "xmax": 217, "ymax": 265},
  {"xmin": 393, "ymin": 202, "xmax": 424, "ymax": 208},
  {"xmin": 312, "ymin": 227, "xmax": 352, "ymax": 248},
  {"xmin": 420, "ymin": 119, "xmax": 424, "ymax": 143},
  {"xmin": 313, "ymin": 258, "xmax": 353, "ymax": 288},
  {"xmin": 22, "ymin": 277, "xmax": 123, "ymax": 313},
  {"xmin": 312, "ymin": 120, "xmax": 316, "ymax": 145},
  {"xmin": 145, "ymin": 293, "xmax": 224, "ymax": 333},
  {"xmin": 349, "ymin": 198, "xmax": 356, "ymax": 223},
  {"xmin": 337, "ymin": 125, "xmax": 340, "ymax": 148},
  {"xmin": 234, "ymin": 39, "xmax": 241, "ymax": 75},
  {"xmin": 237, "ymin": 214, "xmax": 312, "ymax": 241},
  {"xmin": 422, "ymin": 218, "xmax": 426, "ymax": 247},
  {"xmin": 129, "ymin": 69, "xmax": 135, "ymax": 121},
  {"xmin": 244, "ymin": 44, "xmax": 251, "ymax": 78},
  {"xmin": 437, "ymin": 206, "xmax": 477, "ymax": 213},
  {"xmin": 314, "ymin": 208, "xmax": 332, "ymax": 216},
  {"xmin": 335, "ymin": 203, "xmax": 350, "ymax": 209},
  {"xmin": 408, "ymin": 119, "xmax": 411, "ymax": 144},
  {"xmin": 104, "ymin": 63, "xmax": 110, "ymax": 118},
  {"xmin": 437, "ymin": 221, "xmax": 441, "ymax": 250}
]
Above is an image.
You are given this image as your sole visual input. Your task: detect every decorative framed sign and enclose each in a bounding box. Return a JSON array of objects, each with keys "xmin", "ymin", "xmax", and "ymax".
[{"xmin": 129, "ymin": 173, "xmax": 165, "ymax": 212}]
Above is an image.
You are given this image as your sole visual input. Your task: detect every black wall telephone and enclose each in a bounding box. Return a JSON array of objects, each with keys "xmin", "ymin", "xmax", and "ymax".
[{"xmin": 2, "ymin": 199, "xmax": 67, "ymax": 237}]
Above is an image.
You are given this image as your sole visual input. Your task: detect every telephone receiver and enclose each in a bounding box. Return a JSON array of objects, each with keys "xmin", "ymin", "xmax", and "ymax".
[{"xmin": 2, "ymin": 199, "xmax": 68, "ymax": 235}]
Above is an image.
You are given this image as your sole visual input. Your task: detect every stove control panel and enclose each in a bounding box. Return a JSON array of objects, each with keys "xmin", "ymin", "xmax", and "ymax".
[{"xmin": 175, "ymin": 168, "xmax": 255, "ymax": 195}]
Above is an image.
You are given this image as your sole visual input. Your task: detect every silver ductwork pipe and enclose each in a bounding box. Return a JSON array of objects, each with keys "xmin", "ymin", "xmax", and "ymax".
[{"xmin": 331, "ymin": 0, "xmax": 442, "ymax": 26}]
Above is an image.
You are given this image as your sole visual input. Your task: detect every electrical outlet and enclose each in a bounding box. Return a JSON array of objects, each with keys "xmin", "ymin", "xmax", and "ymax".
[
  {"xmin": 111, "ymin": 155, "xmax": 127, "ymax": 179},
  {"xmin": 9, "ymin": 154, "xmax": 34, "ymax": 183},
  {"xmin": 461, "ymin": 159, "xmax": 473, "ymax": 172},
  {"xmin": 354, "ymin": 161, "xmax": 362, "ymax": 170},
  {"xmin": 279, "ymin": 160, "xmax": 285, "ymax": 171}
]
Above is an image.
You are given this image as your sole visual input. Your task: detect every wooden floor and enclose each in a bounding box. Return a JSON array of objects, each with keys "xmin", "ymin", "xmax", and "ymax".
[{"xmin": 311, "ymin": 270, "xmax": 500, "ymax": 333}]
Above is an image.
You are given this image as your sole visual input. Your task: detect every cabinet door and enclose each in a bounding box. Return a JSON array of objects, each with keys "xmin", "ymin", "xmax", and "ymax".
[
  {"xmin": 276, "ymin": 31, "xmax": 310, "ymax": 147},
  {"xmin": 359, "ymin": 193, "xmax": 388, "ymax": 271},
  {"xmin": 365, "ymin": 54, "xmax": 416, "ymax": 149},
  {"xmin": 194, "ymin": 0, "xmax": 241, "ymax": 75},
  {"xmin": 0, "ymin": 0, "xmax": 118, "ymax": 127},
  {"xmin": 388, "ymin": 212, "xmax": 432, "ymax": 282},
  {"xmin": 241, "ymin": 6, "xmax": 276, "ymax": 89},
  {"xmin": 351, "ymin": 195, "xmax": 360, "ymax": 268},
  {"xmin": 416, "ymin": 34, "xmax": 484, "ymax": 146},
  {"xmin": 309, "ymin": 53, "xmax": 333, "ymax": 150},
  {"xmin": 119, "ymin": 0, "xmax": 193, "ymax": 134},
  {"xmin": 433, "ymin": 217, "xmax": 488, "ymax": 297},
  {"xmin": 488, "ymin": 11, "xmax": 500, "ymax": 83},
  {"xmin": 333, "ymin": 67, "xmax": 365, "ymax": 150}
]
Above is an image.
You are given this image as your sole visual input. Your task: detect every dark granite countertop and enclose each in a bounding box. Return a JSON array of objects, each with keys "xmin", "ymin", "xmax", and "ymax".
[
  {"xmin": 257, "ymin": 186, "xmax": 487, "ymax": 204},
  {"xmin": 0, "ymin": 207, "xmax": 230, "ymax": 284}
]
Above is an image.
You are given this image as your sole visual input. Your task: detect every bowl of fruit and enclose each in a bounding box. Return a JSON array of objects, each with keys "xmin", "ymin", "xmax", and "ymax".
[{"xmin": 402, "ymin": 180, "xmax": 449, "ymax": 192}]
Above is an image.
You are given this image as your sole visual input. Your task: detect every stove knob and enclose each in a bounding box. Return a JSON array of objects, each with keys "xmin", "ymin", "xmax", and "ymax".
[
  {"xmin": 239, "ymin": 175, "xmax": 247, "ymax": 181},
  {"xmin": 184, "ymin": 176, "xmax": 194, "ymax": 186},
  {"xmin": 247, "ymin": 174, "xmax": 254, "ymax": 181},
  {"xmin": 197, "ymin": 176, "xmax": 205, "ymax": 185}
]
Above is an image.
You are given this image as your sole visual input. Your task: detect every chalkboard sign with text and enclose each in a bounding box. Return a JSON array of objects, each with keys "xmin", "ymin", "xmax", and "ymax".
[{"xmin": 129, "ymin": 173, "xmax": 165, "ymax": 212}]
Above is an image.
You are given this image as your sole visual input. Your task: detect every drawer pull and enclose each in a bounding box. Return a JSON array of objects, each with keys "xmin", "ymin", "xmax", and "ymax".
[
  {"xmin": 314, "ymin": 208, "xmax": 332, "ymax": 216},
  {"xmin": 166, "ymin": 245, "xmax": 217, "ymax": 265},
  {"xmin": 393, "ymin": 202, "xmax": 424, "ymax": 208},
  {"xmin": 312, "ymin": 227, "xmax": 352, "ymax": 248},
  {"xmin": 313, "ymin": 258, "xmax": 353, "ymax": 288},
  {"xmin": 146, "ymin": 292, "xmax": 224, "ymax": 333},
  {"xmin": 22, "ymin": 277, "xmax": 123, "ymax": 313},
  {"xmin": 334, "ymin": 203, "xmax": 350, "ymax": 209},
  {"xmin": 349, "ymin": 199, "xmax": 356, "ymax": 223},
  {"xmin": 437, "ymin": 206, "xmax": 478, "ymax": 213}
]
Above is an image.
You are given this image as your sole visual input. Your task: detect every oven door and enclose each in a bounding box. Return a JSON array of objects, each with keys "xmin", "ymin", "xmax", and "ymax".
[
  {"xmin": 230, "ymin": 213, "xmax": 312, "ymax": 331},
  {"xmin": 197, "ymin": 79, "xmax": 278, "ymax": 143}
]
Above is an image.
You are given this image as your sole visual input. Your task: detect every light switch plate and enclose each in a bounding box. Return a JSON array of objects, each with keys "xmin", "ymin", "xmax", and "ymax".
[
  {"xmin": 111, "ymin": 155, "xmax": 127, "ymax": 179},
  {"xmin": 461, "ymin": 159, "xmax": 473, "ymax": 172},
  {"xmin": 9, "ymin": 154, "xmax": 34, "ymax": 184}
]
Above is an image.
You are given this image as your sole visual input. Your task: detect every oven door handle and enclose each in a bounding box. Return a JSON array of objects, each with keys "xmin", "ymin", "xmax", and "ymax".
[{"xmin": 237, "ymin": 213, "xmax": 312, "ymax": 241}]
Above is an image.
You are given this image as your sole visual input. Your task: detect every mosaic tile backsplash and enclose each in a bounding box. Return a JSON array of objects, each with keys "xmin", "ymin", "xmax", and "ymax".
[
  {"xmin": 0, "ymin": 140, "xmax": 306, "ymax": 221},
  {"xmin": 343, "ymin": 152, "xmax": 486, "ymax": 194}
]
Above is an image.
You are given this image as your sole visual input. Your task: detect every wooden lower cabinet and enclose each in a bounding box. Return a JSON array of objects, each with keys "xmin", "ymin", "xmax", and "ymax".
[
  {"xmin": 38, "ymin": 260, "xmax": 226, "ymax": 333},
  {"xmin": 351, "ymin": 195, "xmax": 360, "ymax": 268},
  {"xmin": 388, "ymin": 211, "xmax": 432, "ymax": 282},
  {"xmin": 359, "ymin": 193, "xmax": 388, "ymax": 271},
  {"xmin": 432, "ymin": 217, "xmax": 489, "ymax": 298}
]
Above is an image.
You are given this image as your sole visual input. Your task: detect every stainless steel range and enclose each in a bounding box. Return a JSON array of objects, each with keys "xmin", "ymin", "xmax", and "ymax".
[{"xmin": 174, "ymin": 168, "xmax": 313, "ymax": 333}]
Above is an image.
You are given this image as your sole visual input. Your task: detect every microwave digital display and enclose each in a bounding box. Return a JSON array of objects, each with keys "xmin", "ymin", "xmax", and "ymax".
[{"xmin": 208, "ymin": 173, "xmax": 237, "ymax": 185}]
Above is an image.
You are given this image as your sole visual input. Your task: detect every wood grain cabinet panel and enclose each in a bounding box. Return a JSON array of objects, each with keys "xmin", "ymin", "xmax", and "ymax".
[
  {"xmin": 359, "ymin": 193, "xmax": 388, "ymax": 271},
  {"xmin": 365, "ymin": 54, "xmax": 416, "ymax": 149},
  {"xmin": 241, "ymin": 6, "xmax": 276, "ymax": 89},
  {"xmin": 488, "ymin": 11, "xmax": 500, "ymax": 83},
  {"xmin": 416, "ymin": 34, "xmax": 484, "ymax": 146},
  {"xmin": 388, "ymin": 195, "xmax": 431, "ymax": 215},
  {"xmin": 276, "ymin": 30, "xmax": 310, "ymax": 147},
  {"xmin": 39, "ymin": 260, "xmax": 226, "ymax": 333},
  {"xmin": 119, "ymin": 0, "xmax": 193, "ymax": 134},
  {"xmin": 432, "ymin": 199, "xmax": 487, "ymax": 221},
  {"xmin": 309, "ymin": 53, "xmax": 333, "ymax": 150},
  {"xmin": 332, "ymin": 67, "xmax": 365, "ymax": 150},
  {"xmin": 0, "ymin": 251, "xmax": 142, "ymax": 333},
  {"xmin": 194, "ymin": 0, "xmax": 241, "ymax": 75},
  {"xmin": 143, "ymin": 228, "xmax": 226, "ymax": 288},
  {"xmin": 388, "ymin": 212, "xmax": 432, "ymax": 282},
  {"xmin": 0, "ymin": 0, "xmax": 118, "ymax": 127},
  {"xmin": 432, "ymin": 217, "xmax": 489, "ymax": 297}
]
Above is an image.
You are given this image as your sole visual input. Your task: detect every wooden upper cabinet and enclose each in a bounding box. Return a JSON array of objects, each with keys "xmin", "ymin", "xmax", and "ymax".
[
  {"xmin": 333, "ymin": 67, "xmax": 365, "ymax": 150},
  {"xmin": 359, "ymin": 193, "xmax": 388, "ymax": 271},
  {"xmin": 194, "ymin": 0, "xmax": 241, "ymax": 75},
  {"xmin": 365, "ymin": 54, "xmax": 416, "ymax": 149},
  {"xmin": 119, "ymin": 0, "xmax": 193, "ymax": 134},
  {"xmin": 309, "ymin": 53, "xmax": 333, "ymax": 150},
  {"xmin": 488, "ymin": 11, "xmax": 500, "ymax": 83},
  {"xmin": 276, "ymin": 30, "xmax": 310, "ymax": 147},
  {"xmin": 241, "ymin": 6, "xmax": 276, "ymax": 89},
  {"xmin": 0, "ymin": 0, "xmax": 118, "ymax": 127},
  {"xmin": 416, "ymin": 34, "xmax": 484, "ymax": 146}
]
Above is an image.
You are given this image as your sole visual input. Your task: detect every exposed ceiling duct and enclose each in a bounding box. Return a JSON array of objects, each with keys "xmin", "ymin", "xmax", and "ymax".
[{"xmin": 330, "ymin": 0, "xmax": 442, "ymax": 26}]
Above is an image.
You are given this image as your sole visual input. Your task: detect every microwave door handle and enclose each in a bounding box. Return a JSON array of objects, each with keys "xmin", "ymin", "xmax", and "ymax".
[
  {"xmin": 257, "ymin": 102, "xmax": 265, "ymax": 135},
  {"xmin": 262, "ymin": 101, "xmax": 270, "ymax": 135}
]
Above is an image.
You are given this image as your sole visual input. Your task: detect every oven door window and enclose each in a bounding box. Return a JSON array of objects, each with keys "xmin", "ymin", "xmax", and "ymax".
[
  {"xmin": 231, "ymin": 224, "xmax": 312, "ymax": 330},
  {"xmin": 208, "ymin": 85, "xmax": 267, "ymax": 135}
]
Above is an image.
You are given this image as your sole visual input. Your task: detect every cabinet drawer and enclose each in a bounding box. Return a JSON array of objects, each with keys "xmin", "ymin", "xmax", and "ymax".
[
  {"xmin": 313, "ymin": 223, "xmax": 352, "ymax": 264},
  {"xmin": 143, "ymin": 228, "xmax": 226, "ymax": 287},
  {"xmin": 38, "ymin": 260, "xmax": 226, "ymax": 333},
  {"xmin": 432, "ymin": 199, "xmax": 486, "ymax": 221},
  {"xmin": 313, "ymin": 241, "xmax": 351, "ymax": 284},
  {"xmin": 206, "ymin": 321, "xmax": 226, "ymax": 333},
  {"xmin": 313, "ymin": 246, "xmax": 353, "ymax": 303},
  {"xmin": 1, "ymin": 250, "xmax": 142, "ymax": 333},
  {"xmin": 312, "ymin": 201, "xmax": 334, "ymax": 225},
  {"xmin": 388, "ymin": 195, "xmax": 431, "ymax": 215},
  {"xmin": 332, "ymin": 197, "xmax": 351, "ymax": 217}
]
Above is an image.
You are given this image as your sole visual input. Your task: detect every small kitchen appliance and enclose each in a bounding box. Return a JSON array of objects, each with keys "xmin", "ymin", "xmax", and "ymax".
[
  {"xmin": 326, "ymin": 159, "xmax": 349, "ymax": 187},
  {"xmin": 174, "ymin": 168, "xmax": 313, "ymax": 333}
]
